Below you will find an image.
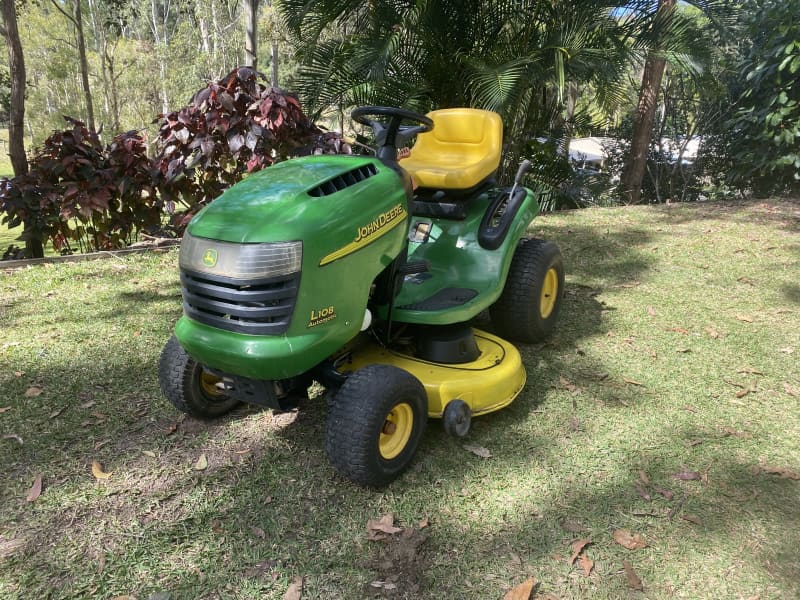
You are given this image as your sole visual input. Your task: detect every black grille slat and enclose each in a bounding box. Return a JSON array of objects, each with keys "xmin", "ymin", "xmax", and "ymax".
[
  {"xmin": 181, "ymin": 270, "xmax": 300, "ymax": 335},
  {"xmin": 307, "ymin": 163, "xmax": 377, "ymax": 197},
  {"xmin": 180, "ymin": 272, "xmax": 297, "ymax": 303}
]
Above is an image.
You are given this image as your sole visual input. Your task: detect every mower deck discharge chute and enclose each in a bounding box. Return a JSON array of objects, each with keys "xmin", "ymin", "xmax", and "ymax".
[{"xmin": 158, "ymin": 106, "xmax": 565, "ymax": 487}]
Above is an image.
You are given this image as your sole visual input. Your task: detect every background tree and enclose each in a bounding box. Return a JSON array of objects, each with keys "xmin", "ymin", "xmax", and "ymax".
[
  {"xmin": 1, "ymin": 0, "xmax": 27, "ymax": 176},
  {"xmin": 50, "ymin": 0, "xmax": 96, "ymax": 131},
  {"xmin": 721, "ymin": 0, "xmax": 800, "ymax": 196}
]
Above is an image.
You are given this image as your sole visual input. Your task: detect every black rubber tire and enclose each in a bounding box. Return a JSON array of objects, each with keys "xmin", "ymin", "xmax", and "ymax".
[
  {"xmin": 326, "ymin": 364, "xmax": 428, "ymax": 487},
  {"xmin": 157, "ymin": 335, "xmax": 240, "ymax": 419},
  {"xmin": 443, "ymin": 399, "xmax": 472, "ymax": 438},
  {"xmin": 490, "ymin": 238, "xmax": 565, "ymax": 343}
]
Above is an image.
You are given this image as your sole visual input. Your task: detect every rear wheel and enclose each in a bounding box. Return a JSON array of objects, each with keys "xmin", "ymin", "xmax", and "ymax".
[
  {"xmin": 490, "ymin": 239, "xmax": 565, "ymax": 343},
  {"xmin": 158, "ymin": 335, "xmax": 240, "ymax": 419},
  {"xmin": 326, "ymin": 365, "xmax": 428, "ymax": 487}
]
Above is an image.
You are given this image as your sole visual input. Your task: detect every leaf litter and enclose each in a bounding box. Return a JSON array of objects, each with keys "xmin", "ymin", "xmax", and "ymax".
[
  {"xmin": 623, "ymin": 560, "xmax": 644, "ymax": 590},
  {"xmin": 503, "ymin": 577, "xmax": 535, "ymax": 600},
  {"xmin": 365, "ymin": 513, "xmax": 429, "ymax": 597},
  {"xmin": 613, "ymin": 529, "xmax": 648, "ymax": 550}
]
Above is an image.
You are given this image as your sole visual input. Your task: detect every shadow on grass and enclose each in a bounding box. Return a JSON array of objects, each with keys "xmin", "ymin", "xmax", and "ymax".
[{"xmin": 5, "ymin": 211, "xmax": 798, "ymax": 598}]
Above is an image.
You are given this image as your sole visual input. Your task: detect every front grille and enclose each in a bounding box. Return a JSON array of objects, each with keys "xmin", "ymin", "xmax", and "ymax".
[{"xmin": 181, "ymin": 270, "xmax": 299, "ymax": 335}]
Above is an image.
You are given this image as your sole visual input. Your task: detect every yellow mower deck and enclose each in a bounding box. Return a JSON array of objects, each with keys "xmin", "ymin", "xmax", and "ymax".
[{"xmin": 337, "ymin": 329, "xmax": 526, "ymax": 418}]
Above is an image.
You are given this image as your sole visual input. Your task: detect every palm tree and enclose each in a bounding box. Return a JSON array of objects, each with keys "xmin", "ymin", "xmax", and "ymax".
[
  {"xmin": 619, "ymin": 0, "xmax": 738, "ymax": 203},
  {"xmin": 278, "ymin": 0, "xmax": 635, "ymax": 177}
]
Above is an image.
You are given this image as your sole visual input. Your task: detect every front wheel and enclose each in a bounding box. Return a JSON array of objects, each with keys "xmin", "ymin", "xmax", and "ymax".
[
  {"xmin": 490, "ymin": 239, "xmax": 565, "ymax": 343},
  {"xmin": 158, "ymin": 335, "xmax": 240, "ymax": 419},
  {"xmin": 326, "ymin": 365, "xmax": 428, "ymax": 487}
]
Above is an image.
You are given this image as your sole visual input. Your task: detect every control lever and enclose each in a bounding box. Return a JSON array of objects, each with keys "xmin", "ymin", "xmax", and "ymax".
[{"xmin": 508, "ymin": 159, "xmax": 532, "ymax": 200}]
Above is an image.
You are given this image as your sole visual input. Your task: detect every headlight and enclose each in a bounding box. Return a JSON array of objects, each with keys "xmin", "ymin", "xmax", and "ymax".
[{"xmin": 180, "ymin": 232, "xmax": 302, "ymax": 280}]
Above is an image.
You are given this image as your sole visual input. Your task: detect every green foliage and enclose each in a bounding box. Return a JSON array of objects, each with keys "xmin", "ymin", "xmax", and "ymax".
[
  {"xmin": 0, "ymin": 118, "xmax": 162, "ymax": 254},
  {"xmin": 279, "ymin": 1, "xmax": 636, "ymax": 179},
  {"xmin": 722, "ymin": 0, "xmax": 800, "ymax": 195}
]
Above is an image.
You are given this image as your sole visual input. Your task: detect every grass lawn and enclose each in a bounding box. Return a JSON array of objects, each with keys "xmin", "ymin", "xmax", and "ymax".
[{"xmin": 1, "ymin": 199, "xmax": 798, "ymax": 599}]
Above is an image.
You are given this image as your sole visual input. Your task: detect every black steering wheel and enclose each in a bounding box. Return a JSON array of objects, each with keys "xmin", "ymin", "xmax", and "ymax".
[{"xmin": 351, "ymin": 106, "xmax": 434, "ymax": 163}]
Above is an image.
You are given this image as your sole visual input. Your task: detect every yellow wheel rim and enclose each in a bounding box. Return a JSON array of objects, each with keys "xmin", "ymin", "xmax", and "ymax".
[
  {"xmin": 379, "ymin": 402, "xmax": 414, "ymax": 460},
  {"xmin": 540, "ymin": 268, "xmax": 559, "ymax": 319},
  {"xmin": 199, "ymin": 370, "xmax": 225, "ymax": 398}
]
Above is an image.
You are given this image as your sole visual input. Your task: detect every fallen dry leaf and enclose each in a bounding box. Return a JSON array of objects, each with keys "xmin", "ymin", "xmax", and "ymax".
[
  {"xmin": 613, "ymin": 529, "xmax": 647, "ymax": 550},
  {"xmin": 463, "ymin": 444, "xmax": 492, "ymax": 458},
  {"xmin": 647, "ymin": 306, "xmax": 656, "ymax": 316},
  {"xmin": 655, "ymin": 487, "xmax": 674, "ymax": 500},
  {"xmin": 193, "ymin": 453, "xmax": 208, "ymax": 471},
  {"xmin": 165, "ymin": 422, "xmax": 178, "ymax": 435},
  {"xmin": 579, "ymin": 553, "xmax": 595, "ymax": 577},
  {"xmin": 681, "ymin": 514, "xmax": 703, "ymax": 525},
  {"xmin": 418, "ymin": 518, "xmax": 430, "ymax": 529},
  {"xmin": 94, "ymin": 439, "xmax": 111, "ymax": 451},
  {"xmin": 738, "ymin": 367, "xmax": 764, "ymax": 375},
  {"xmin": 623, "ymin": 377, "xmax": 644, "ymax": 386},
  {"xmin": 559, "ymin": 376, "xmax": 579, "ymax": 393},
  {"xmin": 676, "ymin": 347, "xmax": 692, "ymax": 353},
  {"xmin": 735, "ymin": 383, "xmax": 757, "ymax": 398},
  {"xmin": 0, "ymin": 406, "xmax": 11, "ymax": 413},
  {"xmin": 503, "ymin": 577, "xmax": 535, "ymax": 600},
  {"xmin": 623, "ymin": 560, "xmax": 644, "ymax": 590},
  {"xmin": 735, "ymin": 315, "xmax": 754, "ymax": 323},
  {"xmin": 779, "ymin": 347, "xmax": 794, "ymax": 354},
  {"xmin": 367, "ymin": 513, "xmax": 403, "ymax": 540},
  {"xmin": 721, "ymin": 426, "xmax": 751, "ymax": 439},
  {"xmin": 283, "ymin": 576, "xmax": 303, "ymax": 600},
  {"xmin": 141, "ymin": 450, "xmax": 156, "ymax": 458},
  {"xmin": 251, "ymin": 526, "xmax": 266, "ymax": 539},
  {"xmin": 48, "ymin": 407, "xmax": 66, "ymax": 419},
  {"xmin": 635, "ymin": 483, "xmax": 652, "ymax": 501},
  {"xmin": 568, "ymin": 539, "xmax": 591, "ymax": 565},
  {"xmin": 673, "ymin": 470, "xmax": 701, "ymax": 481},
  {"xmin": 91, "ymin": 460, "xmax": 112, "ymax": 480},
  {"xmin": 705, "ymin": 326, "xmax": 721, "ymax": 339},
  {"xmin": 758, "ymin": 465, "xmax": 800, "ymax": 480},
  {"xmin": 24, "ymin": 386, "xmax": 43, "ymax": 398},
  {"xmin": 560, "ymin": 518, "xmax": 587, "ymax": 533},
  {"xmin": 3, "ymin": 433, "xmax": 23, "ymax": 444},
  {"xmin": 783, "ymin": 383, "xmax": 798, "ymax": 397},
  {"xmin": 666, "ymin": 327, "xmax": 690, "ymax": 335},
  {"xmin": 26, "ymin": 473, "xmax": 43, "ymax": 502},
  {"xmin": 638, "ymin": 470, "xmax": 650, "ymax": 485}
]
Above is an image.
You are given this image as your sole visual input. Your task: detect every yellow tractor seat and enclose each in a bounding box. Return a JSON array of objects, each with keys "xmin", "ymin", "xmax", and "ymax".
[{"xmin": 400, "ymin": 108, "xmax": 503, "ymax": 191}]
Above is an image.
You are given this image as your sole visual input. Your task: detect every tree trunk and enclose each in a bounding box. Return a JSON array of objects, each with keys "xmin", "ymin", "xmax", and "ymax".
[
  {"xmin": 1, "ymin": 0, "xmax": 27, "ymax": 177},
  {"xmin": 74, "ymin": 0, "xmax": 96, "ymax": 131},
  {"xmin": 243, "ymin": 0, "xmax": 258, "ymax": 69},
  {"xmin": 271, "ymin": 41, "xmax": 278, "ymax": 87},
  {"xmin": 561, "ymin": 81, "xmax": 579, "ymax": 158},
  {"xmin": 620, "ymin": 0, "xmax": 676, "ymax": 204},
  {"xmin": 1, "ymin": 0, "xmax": 44, "ymax": 258}
]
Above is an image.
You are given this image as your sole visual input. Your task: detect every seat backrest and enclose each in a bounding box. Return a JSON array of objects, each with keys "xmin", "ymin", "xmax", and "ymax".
[{"xmin": 404, "ymin": 108, "xmax": 503, "ymax": 190}]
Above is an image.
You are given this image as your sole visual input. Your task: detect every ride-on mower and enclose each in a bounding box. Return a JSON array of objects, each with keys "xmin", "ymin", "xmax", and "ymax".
[{"xmin": 158, "ymin": 106, "xmax": 565, "ymax": 487}]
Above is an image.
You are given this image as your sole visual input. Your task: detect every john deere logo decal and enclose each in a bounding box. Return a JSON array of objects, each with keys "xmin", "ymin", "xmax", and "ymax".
[{"xmin": 202, "ymin": 248, "xmax": 218, "ymax": 267}]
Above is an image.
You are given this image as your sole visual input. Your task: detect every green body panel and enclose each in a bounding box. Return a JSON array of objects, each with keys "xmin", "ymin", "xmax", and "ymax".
[
  {"xmin": 389, "ymin": 188, "xmax": 539, "ymax": 324},
  {"xmin": 176, "ymin": 156, "xmax": 409, "ymax": 380}
]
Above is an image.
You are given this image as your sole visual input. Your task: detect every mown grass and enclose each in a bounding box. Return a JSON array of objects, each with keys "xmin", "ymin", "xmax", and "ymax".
[{"xmin": 1, "ymin": 199, "xmax": 798, "ymax": 599}]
